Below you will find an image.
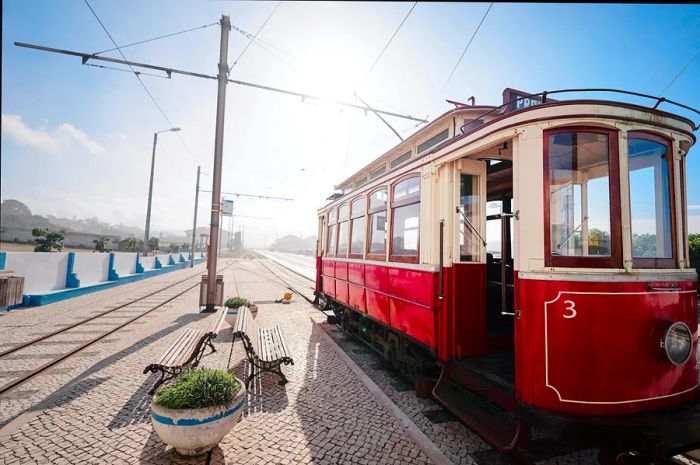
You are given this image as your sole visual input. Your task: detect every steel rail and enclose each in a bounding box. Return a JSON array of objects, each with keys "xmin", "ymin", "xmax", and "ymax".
[
  {"xmin": 0, "ymin": 262, "xmax": 233, "ymax": 397},
  {"xmin": 253, "ymin": 253, "xmax": 316, "ymax": 305},
  {"xmin": 0, "ymin": 267, "xmax": 207, "ymax": 359}
]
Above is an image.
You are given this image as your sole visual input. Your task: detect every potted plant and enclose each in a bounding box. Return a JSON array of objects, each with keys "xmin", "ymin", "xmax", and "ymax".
[
  {"xmin": 150, "ymin": 368, "xmax": 246, "ymax": 456},
  {"xmin": 224, "ymin": 296, "xmax": 258, "ymax": 326}
]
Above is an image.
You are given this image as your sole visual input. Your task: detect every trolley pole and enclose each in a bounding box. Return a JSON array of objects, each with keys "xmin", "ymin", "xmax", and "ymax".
[
  {"xmin": 204, "ymin": 15, "xmax": 230, "ymax": 312},
  {"xmin": 190, "ymin": 165, "xmax": 200, "ymax": 268}
]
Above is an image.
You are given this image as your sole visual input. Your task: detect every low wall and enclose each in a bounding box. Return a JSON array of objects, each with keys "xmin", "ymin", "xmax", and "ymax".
[
  {"xmin": 113, "ymin": 252, "xmax": 137, "ymax": 276},
  {"xmin": 0, "ymin": 251, "xmax": 207, "ymax": 308},
  {"xmin": 73, "ymin": 253, "xmax": 110, "ymax": 286},
  {"xmin": 140, "ymin": 256, "xmax": 157, "ymax": 270},
  {"xmin": 3, "ymin": 252, "xmax": 69, "ymax": 294}
]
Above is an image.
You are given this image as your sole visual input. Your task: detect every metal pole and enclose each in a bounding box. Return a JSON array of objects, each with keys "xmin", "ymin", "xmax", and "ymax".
[
  {"xmin": 190, "ymin": 165, "xmax": 200, "ymax": 268},
  {"xmin": 144, "ymin": 132, "xmax": 158, "ymax": 256},
  {"xmin": 218, "ymin": 199, "xmax": 222, "ymax": 259},
  {"xmin": 204, "ymin": 15, "xmax": 230, "ymax": 312}
]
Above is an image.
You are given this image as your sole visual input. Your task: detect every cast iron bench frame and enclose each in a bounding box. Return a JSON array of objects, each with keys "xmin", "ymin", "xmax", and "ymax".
[
  {"xmin": 143, "ymin": 307, "xmax": 227, "ymax": 394},
  {"xmin": 233, "ymin": 306, "xmax": 294, "ymax": 388}
]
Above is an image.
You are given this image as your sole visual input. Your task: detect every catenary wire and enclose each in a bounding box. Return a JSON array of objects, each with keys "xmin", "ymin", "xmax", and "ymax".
[
  {"xmin": 230, "ymin": 1, "xmax": 282, "ymax": 71},
  {"xmin": 83, "ymin": 0, "xmax": 199, "ymax": 165},
  {"xmin": 93, "ymin": 22, "xmax": 219, "ymax": 55},
  {"xmin": 440, "ymin": 2, "xmax": 493, "ymax": 93},
  {"xmin": 357, "ymin": 2, "xmax": 417, "ymax": 90},
  {"xmin": 659, "ymin": 45, "xmax": 700, "ymax": 96},
  {"xmin": 84, "ymin": 62, "xmax": 170, "ymax": 78}
]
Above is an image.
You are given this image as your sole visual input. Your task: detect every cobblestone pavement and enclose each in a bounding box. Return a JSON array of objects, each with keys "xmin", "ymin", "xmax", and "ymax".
[
  {"xmin": 0, "ymin": 259, "xmax": 434, "ymax": 464},
  {"xmin": 0, "ymin": 263, "xmax": 217, "ymax": 428}
]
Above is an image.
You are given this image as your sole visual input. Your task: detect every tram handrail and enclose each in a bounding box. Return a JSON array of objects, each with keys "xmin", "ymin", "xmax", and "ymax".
[
  {"xmin": 459, "ymin": 88, "xmax": 700, "ymax": 134},
  {"xmin": 456, "ymin": 206, "xmax": 487, "ymax": 247}
]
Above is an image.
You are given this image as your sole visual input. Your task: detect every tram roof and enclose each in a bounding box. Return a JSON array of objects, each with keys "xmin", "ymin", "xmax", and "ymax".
[{"xmin": 331, "ymin": 88, "xmax": 699, "ymax": 199}]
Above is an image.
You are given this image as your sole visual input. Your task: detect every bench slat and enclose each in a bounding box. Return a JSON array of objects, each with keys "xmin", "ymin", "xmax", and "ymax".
[
  {"xmin": 173, "ymin": 330, "xmax": 204, "ymax": 368},
  {"xmin": 157, "ymin": 328, "xmax": 195, "ymax": 366}
]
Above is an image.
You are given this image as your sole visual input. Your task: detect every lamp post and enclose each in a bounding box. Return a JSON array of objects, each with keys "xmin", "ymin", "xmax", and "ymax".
[{"xmin": 143, "ymin": 127, "xmax": 181, "ymax": 256}]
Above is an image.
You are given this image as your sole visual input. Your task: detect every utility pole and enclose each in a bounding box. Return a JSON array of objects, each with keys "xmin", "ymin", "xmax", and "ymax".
[
  {"xmin": 204, "ymin": 15, "xmax": 230, "ymax": 313},
  {"xmin": 190, "ymin": 165, "xmax": 200, "ymax": 268}
]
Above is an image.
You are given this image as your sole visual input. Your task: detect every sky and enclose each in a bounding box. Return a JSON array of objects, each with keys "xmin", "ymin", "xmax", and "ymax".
[{"xmin": 2, "ymin": 2, "xmax": 699, "ymax": 249}]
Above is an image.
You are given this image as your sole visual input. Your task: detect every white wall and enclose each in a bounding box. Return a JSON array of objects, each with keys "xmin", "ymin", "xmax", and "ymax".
[
  {"xmin": 4, "ymin": 252, "xmax": 69, "ymax": 293},
  {"xmin": 73, "ymin": 253, "xmax": 110, "ymax": 286},
  {"xmin": 113, "ymin": 252, "xmax": 137, "ymax": 276},
  {"xmin": 156, "ymin": 254, "xmax": 172, "ymax": 266},
  {"xmin": 140, "ymin": 256, "xmax": 157, "ymax": 270}
]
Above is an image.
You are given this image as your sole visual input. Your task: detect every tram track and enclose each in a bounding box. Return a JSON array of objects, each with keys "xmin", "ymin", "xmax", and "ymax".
[
  {"xmin": 252, "ymin": 252, "xmax": 317, "ymax": 305},
  {"xmin": 0, "ymin": 261, "xmax": 234, "ymax": 397}
]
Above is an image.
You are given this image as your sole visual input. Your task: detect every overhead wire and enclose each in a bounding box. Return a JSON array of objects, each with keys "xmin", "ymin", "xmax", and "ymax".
[
  {"xmin": 84, "ymin": 62, "xmax": 170, "ymax": 78},
  {"xmin": 93, "ymin": 22, "xmax": 219, "ymax": 55},
  {"xmin": 229, "ymin": 1, "xmax": 282, "ymax": 71},
  {"xmin": 659, "ymin": 45, "xmax": 700, "ymax": 96},
  {"xmin": 357, "ymin": 1, "xmax": 417, "ymax": 90},
  {"xmin": 83, "ymin": 0, "xmax": 199, "ymax": 165},
  {"xmin": 440, "ymin": 2, "xmax": 493, "ymax": 93},
  {"xmin": 232, "ymin": 25, "xmax": 298, "ymax": 71}
]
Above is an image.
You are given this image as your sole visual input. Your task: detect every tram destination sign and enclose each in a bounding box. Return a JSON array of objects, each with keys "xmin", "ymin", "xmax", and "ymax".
[{"xmin": 502, "ymin": 88, "xmax": 554, "ymax": 113}]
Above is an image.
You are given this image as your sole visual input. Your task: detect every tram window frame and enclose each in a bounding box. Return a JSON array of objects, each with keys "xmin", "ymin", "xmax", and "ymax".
[
  {"xmin": 627, "ymin": 131, "xmax": 676, "ymax": 269},
  {"xmin": 543, "ymin": 127, "xmax": 623, "ymax": 268},
  {"xmin": 327, "ymin": 207, "xmax": 338, "ymax": 257},
  {"xmin": 337, "ymin": 203, "xmax": 350, "ymax": 258},
  {"xmin": 349, "ymin": 196, "xmax": 367, "ymax": 259},
  {"xmin": 367, "ymin": 186, "xmax": 389, "ymax": 261},
  {"xmin": 389, "ymin": 174, "xmax": 421, "ymax": 264}
]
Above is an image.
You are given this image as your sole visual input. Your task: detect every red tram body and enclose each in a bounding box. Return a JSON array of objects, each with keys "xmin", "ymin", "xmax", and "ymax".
[{"xmin": 315, "ymin": 89, "xmax": 700, "ymax": 461}]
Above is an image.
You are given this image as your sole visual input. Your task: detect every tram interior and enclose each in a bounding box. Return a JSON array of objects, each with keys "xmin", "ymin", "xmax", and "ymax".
[{"xmin": 458, "ymin": 142, "xmax": 516, "ymax": 390}]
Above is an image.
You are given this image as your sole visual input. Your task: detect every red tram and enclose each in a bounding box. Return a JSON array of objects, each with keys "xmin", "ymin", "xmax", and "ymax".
[{"xmin": 314, "ymin": 89, "xmax": 700, "ymax": 462}]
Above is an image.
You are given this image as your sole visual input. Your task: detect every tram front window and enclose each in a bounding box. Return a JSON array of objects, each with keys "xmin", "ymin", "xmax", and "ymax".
[
  {"xmin": 548, "ymin": 131, "xmax": 612, "ymax": 258},
  {"xmin": 628, "ymin": 134, "xmax": 673, "ymax": 265}
]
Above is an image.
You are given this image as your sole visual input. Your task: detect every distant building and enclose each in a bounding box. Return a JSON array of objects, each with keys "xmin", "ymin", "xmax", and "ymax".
[{"xmin": 269, "ymin": 234, "xmax": 317, "ymax": 256}]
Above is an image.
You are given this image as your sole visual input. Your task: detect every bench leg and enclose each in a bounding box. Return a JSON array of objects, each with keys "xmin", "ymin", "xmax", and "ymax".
[
  {"xmin": 149, "ymin": 368, "xmax": 178, "ymax": 395},
  {"xmin": 245, "ymin": 363, "xmax": 256, "ymax": 389}
]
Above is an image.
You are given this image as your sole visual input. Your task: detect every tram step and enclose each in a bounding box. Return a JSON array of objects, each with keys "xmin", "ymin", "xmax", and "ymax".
[{"xmin": 433, "ymin": 361, "xmax": 528, "ymax": 451}]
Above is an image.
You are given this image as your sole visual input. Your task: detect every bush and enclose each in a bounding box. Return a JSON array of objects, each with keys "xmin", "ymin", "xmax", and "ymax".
[
  {"xmin": 689, "ymin": 234, "xmax": 700, "ymax": 278},
  {"xmin": 224, "ymin": 296, "xmax": 252, "ymax": 309},
  {"xmin": 154, "ymin": 368, "xmax": 241, "ymax": 409}
]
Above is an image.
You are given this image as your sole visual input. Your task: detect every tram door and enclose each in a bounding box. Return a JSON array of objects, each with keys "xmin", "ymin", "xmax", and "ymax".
[{"xmin": 451, "ymin": 159, "xmax": 488, "ymax": 358}]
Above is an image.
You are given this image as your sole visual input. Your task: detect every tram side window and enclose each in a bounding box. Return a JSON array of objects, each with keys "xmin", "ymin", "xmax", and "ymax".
[
  {"xmin": 327, "ymin": 208, "xmax": 337, "ymax": 256},
  {"xmin": 459, "ymin": 173, "xmax": 482, "ymax": 261},
  {"xmin": 337, "ymin": 203, "xmax": 350, "ymax": 257},
  {"xmin": 350, "ymin": 197, "xmax": 366, "ymax": 257},
  {"xmin": 547, "ymin": 131, "xmax": 614, "ymax": 261},
  {"xmin": 391, "ymin": 176, "xmax": 420, "ymax": 262},
  {"xmin": 628, "ymin": 133, "xmax": 674, "ymax": 267},
  {"xmin": 367, "ymin": 188, "xmax": 388, "ymax": 260}
]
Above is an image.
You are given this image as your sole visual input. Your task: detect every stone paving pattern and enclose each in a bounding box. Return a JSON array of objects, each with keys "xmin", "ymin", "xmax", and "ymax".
[{"xmin": 0, "ymin": 259, "xmax": 432, "ymax": 464}]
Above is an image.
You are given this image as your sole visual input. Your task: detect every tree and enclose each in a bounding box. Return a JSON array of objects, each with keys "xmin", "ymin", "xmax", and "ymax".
[
  {"xmin": 632, "ymin": 233, "xmax": 657, "ymax": 257},
  {"xmin": 93, "ymin": 236, "xmax": 111, "ymax": 253},
  {"xmin": 32, "ymin": 227, "xmax": 65, "ymax": 252},
  {"xmin": 148, "ymin": 237, "xmax": 160, "ymax": 253},
  {"xmin": 122, "ymin": 235, "xmax": 141, "ymax": 252},
  {"xmin": 1, "ymin": 199, "xmax": 32, "ymax": 217},
  {"xmin": 168, "ymin": 243, "xmax": 180, "ymax": 253},
  {"xmin": 690, "ymin": 233, "xmax": 700, "ymax": 280}
]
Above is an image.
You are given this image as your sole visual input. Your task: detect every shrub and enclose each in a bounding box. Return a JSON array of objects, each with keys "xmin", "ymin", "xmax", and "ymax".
[
  {"xmin": 690, "ymin": 233, "xmax": 700, "ymax": 279},
  {"xmin": 154, "ymin": 368, "xmax": 241, "ymax": 409},
  {"xmin": 224, "ymin": 296, "xmax": 252, "ymax": 309}
]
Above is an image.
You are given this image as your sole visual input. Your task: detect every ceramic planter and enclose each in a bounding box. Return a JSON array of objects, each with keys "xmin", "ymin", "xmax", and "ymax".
[
  {"xmin": 225, "ymin": 304, "xmax": 258, "ymax": 327},
  {"xmin": 150, "ymin": 382, "xmax": 246, "ymax": 456}
]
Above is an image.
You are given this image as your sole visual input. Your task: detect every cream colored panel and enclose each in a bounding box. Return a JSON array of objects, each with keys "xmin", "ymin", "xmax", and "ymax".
[{"xmin": 515, "ymin": 126, "xmax": 545, "ymax": 271}]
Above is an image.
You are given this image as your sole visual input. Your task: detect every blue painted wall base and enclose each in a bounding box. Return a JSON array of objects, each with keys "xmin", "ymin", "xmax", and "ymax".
[{"xmin": 14, "ymin": 256, "xmax": 207, "ymax": 309}]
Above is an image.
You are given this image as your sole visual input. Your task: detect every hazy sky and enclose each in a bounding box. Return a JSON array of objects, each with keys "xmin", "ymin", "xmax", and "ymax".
[{"xmin": 2, "ymin": 2, "xmax": 699, "ymax": 248}]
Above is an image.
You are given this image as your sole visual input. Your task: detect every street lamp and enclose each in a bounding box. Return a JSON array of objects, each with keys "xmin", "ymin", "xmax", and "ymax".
[{"xmin": 143, "ymin": 127, "xmax": 181, "ymax": 256}]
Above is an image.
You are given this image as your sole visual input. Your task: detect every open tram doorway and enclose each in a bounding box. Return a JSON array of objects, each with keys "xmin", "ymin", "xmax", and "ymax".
[
  {"xmin": 457, "ymin": 155, "xmax": 515, "ymax": 373},
  {"xmin": 434, "ymin": 149, "xmax": 521, "ymax": 447}
]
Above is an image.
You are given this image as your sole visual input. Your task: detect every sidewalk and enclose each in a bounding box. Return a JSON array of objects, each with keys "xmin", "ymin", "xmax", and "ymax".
[{"xmin": 0, "ymin": 259, "xmax": 435, "ymax": 465}]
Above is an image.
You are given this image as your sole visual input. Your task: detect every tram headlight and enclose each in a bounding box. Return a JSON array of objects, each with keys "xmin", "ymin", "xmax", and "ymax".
[{"xmin": 660, "ymin": 322, "xmax": 693, "ymax": 365}]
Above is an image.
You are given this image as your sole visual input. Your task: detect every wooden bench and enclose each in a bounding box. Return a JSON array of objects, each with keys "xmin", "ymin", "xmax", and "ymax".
[
  {"xmin": 143, "ymin": 307, "xmax": 227, "ymax": 394},
  {"xmin": 233, "ymin": 306, "xmax": 294, "ymax": 388}
]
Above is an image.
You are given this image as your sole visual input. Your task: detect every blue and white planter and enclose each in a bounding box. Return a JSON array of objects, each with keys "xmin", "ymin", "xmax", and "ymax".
[
  {"xmin": 225, "ymin": 304, "xmax": 258, "ymax": 327},
  {"xmin": 150, "ymin": 382, "xmax": 246, "ymax": 456}
]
